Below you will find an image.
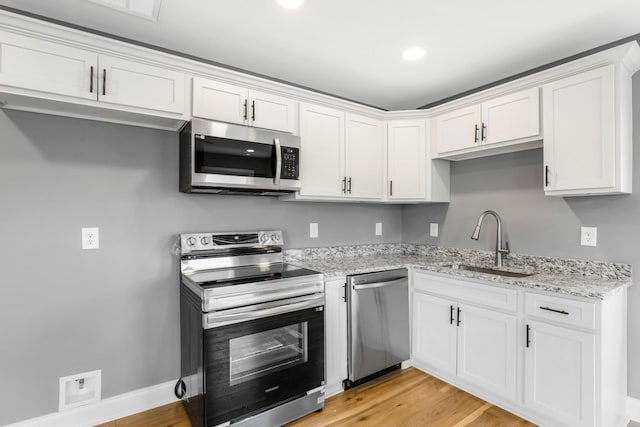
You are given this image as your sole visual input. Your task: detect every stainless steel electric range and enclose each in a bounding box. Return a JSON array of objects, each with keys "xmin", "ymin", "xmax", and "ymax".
[{"xmin": 176, "ymin": 230, "xmax": 325, "ymax": 427}]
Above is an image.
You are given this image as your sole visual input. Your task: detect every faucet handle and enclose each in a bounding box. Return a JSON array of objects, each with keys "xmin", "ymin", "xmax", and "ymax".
[{"xmin": 499, "ymin": 241, "xmax": 510, "ymax": 255}]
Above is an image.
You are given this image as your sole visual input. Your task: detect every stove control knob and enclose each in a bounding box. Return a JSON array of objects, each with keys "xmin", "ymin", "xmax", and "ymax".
[
  {"xmin": 271, "ymin": 233, "xmax": 281, "ymax": 242},
  {"xmin": 186, "ymin": 237, "xmax": 197, "ymax": 247},
  {"xmin": 259, "ymin": 234, "xmax": 270, "ymax": 244},
  {"xmin": 200, "ymin": 236, "xmax": 210, "ymax": 246}
]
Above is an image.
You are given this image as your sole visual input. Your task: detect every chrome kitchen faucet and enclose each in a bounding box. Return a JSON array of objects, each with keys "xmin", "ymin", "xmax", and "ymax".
[{"xmin": 471, "ymin": 210, "xmax": 510, "ymax": 267}]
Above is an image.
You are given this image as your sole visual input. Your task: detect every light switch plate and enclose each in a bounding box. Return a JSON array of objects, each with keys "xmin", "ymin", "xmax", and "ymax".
[
  {"xmin": 375, "ymin": 222, "xmax": 382, "ymax": 236},
  {"xmin": 580, "ymin": 226, "xmax": 597, "ymax": 247},
  {"xmin": 309, "ymin": 223, "xmax": 318, "ymax": 238},
  {"xmin": 430, "ymin": 223, "xmax": 438, "ymax": 237}
]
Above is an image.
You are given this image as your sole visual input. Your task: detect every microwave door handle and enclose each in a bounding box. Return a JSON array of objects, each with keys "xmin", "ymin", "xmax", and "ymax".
[{"xmin": 274, "ymin": 137, "xmax": 282, "ymax": 186}]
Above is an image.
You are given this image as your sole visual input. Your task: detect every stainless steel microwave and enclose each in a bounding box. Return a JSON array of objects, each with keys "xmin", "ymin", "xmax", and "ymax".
[{"xmin": 179, "ymin": 119, "xmax": 301, "ymax": 195}]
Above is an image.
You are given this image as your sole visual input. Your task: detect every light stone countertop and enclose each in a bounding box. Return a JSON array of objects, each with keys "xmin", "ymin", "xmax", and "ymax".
[{"xmin": 284, "ymin": 244, "xmax": 632, "ymax": 300}]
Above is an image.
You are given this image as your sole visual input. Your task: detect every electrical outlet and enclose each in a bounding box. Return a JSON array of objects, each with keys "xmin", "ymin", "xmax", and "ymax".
[
  {"xmin": 430, "ymin": 223, "xmax": 438, "ymax": 237},
  {"xmin": 309, "ymin": 223, "xmax": 318, "ymax": 238},
  {"xmin": 59, "ymin": 370, "xmax": 101, "ymax": 411},
  {"xmin": 82, "ymin": 227, "xmax": 99, "ymax": 249},
  {"xmin": 375, "ymin": 222, "xmax": 382, "ymax": 236},
  {"xmin": 580, "ymin": 226, "xmax": 597, "ymax": 247}
]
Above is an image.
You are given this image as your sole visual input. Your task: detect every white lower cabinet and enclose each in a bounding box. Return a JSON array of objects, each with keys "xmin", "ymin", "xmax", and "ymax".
[
  {"xmin": 412, "ymin": 273, "xmax": 517, "ymax": 402},
  {"xmin": 524, "ymin": 320, "xmax": 595, "ymax": 426},
  {"xmin": 456, "ymin": 303, "xmax": 516, "ymax": 400},
  {"xmin": 412, "ymin": 292, "xmax": 457, "ymax": 375},
  {"xmin": 324, "ymin": 277, "xmax": 347, "ymax": 396},
  {"xmin": 411, "ymin": 270, "xmax": 627, "ymax": 427}
]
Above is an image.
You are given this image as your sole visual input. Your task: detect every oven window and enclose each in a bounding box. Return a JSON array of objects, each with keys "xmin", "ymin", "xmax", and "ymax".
[
  {"xmin": 229, "ymin": 322, "xmax": 308, "ymax": 386},
  {"xmin": 195, "ymin": 136, "xmax": 275, "ymax": 178}
]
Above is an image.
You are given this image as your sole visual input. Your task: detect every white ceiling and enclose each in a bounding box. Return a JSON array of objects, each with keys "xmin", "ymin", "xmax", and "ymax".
[{"xmin": 1, "ymin": 0, "xmax": 640, "ymax": 110}]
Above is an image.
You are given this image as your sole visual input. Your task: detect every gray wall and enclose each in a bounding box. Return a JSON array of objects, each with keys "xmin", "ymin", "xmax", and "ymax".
[
  {"xmin": 403, "ymin": 71, "xmax": 640, "ymax": 398},
  {"xmin": 0, "ymin": 110, "xmax": 402, "ymax": 425}
]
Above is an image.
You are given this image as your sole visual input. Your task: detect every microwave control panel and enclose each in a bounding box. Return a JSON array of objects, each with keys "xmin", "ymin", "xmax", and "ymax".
[{"xmin": 281, "ymin": 147, "xmax": 299, "ymax": 179}]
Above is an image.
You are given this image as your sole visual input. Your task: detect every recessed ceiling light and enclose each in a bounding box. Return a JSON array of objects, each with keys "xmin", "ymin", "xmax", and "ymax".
[
  {"xmin": 276, "ymin": 0, "xmax": 304, "ymax": 9},
  {"xmin": 402, "ymin": 47, "xmax": 425, "ymax": 61}
]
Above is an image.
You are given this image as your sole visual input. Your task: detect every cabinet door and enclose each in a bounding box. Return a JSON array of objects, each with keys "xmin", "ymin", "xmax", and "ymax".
[
  {"xmin": 192, "ymin": 77, "xmax": 248, "ymax": 125},
  {"xmin": 299, "ymin": 103, "xmax": 345, "ymax": 197},
  {"xmin": 543, "ymin": 65, "xmax": 616, "ymax": 194},
  {"xmin": 0, "ymin": 30, "xmax": 96, "ymax": 101},
  {"xmin": 412, "ymin": 292, "xmax": 457, "ymax": 375},
  {"xmin": 345, "ymin": 114, "xmax": 385, "ymax": 199},
  {"xmin": 324, "ymin": 279, "xmax": 348, "ymax": 396},
  {"xmin": 434, "ymin": 105, "xmax": 481, "ymax": 154},
  {"xmin": 249, "ymin": 90, "xmax": 298, "ymax": 134},
  {"xmin": 525, "ymin": 320, "xmax": 595, "ymax": 427},
  {"xmin": 456, "ymin": 304, "xmax": 516, "ymax": 401},
  {"xmin": 482, "ymin": 87, "xmax": 540, "ymax": 145},
  {"xmin": 387, "ymin": 120, "xmax": 426, "ymax": 199},
  {"xmin": 98, "ymin": 55, "xmax": 185, "ymax": 114}
]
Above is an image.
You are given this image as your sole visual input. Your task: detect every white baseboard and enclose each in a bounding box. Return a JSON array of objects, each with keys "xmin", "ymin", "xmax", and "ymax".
[
  {"xmin": 6, "ymin": 380, "xmax": 178, "ymax": 427},
  {"xmin": 629, "ymin": 396, "xmax": 640, "ymax": 422}
]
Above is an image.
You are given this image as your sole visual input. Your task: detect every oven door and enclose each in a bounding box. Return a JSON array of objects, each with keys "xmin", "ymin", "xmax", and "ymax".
[{"xmin": 204, "ymin": 306, "xmax": 324, "ymax": 426}]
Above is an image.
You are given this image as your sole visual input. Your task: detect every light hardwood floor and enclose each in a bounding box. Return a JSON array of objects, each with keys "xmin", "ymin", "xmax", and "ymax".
[{"xmin": 97, "ymin": 368, "xmax": 537, "ymax": 426}]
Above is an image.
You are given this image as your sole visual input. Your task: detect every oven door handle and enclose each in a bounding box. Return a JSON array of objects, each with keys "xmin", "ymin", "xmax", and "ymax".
[
  {"xmin": 274, "ymin": 137, "xmax": 282, "ymax": 186},
  {"xmin": 206, "ymin": 294, "xmax": 323, "ymax": 328}
]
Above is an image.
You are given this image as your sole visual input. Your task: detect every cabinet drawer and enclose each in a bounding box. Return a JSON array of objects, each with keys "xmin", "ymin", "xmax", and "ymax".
[
  {"xmin": 413, "ymin": 271, "xmax": 517, "ymax": 312},
  {"xmin": 525, "ymin": 292, "xmax": 596, "ymax": 330}
]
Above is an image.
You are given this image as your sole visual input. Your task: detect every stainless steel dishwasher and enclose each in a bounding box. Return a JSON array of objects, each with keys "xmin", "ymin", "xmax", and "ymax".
[{"xmin": 344, "ymin": 268, "xmax": 409, "ymax": 389}]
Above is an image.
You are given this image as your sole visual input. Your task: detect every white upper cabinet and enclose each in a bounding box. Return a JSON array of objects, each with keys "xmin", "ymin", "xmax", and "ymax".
[
  {"xmin": 297, "ymin": 103, "xmax": 384, "ymax": 200},
  {"xmin": 299, "ymin": 103, "xmax": 345, "ymax": 198},
  {"xmin": 98, "ymin": 55, "xmax": 185, "ymax": 114},
  {"xmin": 345, "ymin": 113, "xmax": 385, "ymax": 199},
  {"xmin": 433, "ymin": 105, "xmax": 481, "ymax": 154},
  {"xmin": 543, "ymin": 65, "xmax": 630, "ymax": 196},
  {"xmin": 434, "ymin": 88, "xmax": 541, "ymax": 160},
  {"xmin": 0, "ymin": 28, "xmax": 187, "ymax": 130},
  {"xmin": 192, "ymin": 78, "xmax": 247, "ymax": 125},
  {"xmin": 192, "ymin": 77, "xmax": 298, "ymax": 134},
  {"xmin": 0, "ymin": 30, "xmax": 96, "ymax": 100},
  {"xmin": 387, "ymin": 120, "xmax": 426, "ymax": 200}
]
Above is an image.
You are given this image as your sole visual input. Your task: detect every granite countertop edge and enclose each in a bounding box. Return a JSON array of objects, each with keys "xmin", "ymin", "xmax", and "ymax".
[{"xmin": 285, "ymin": 249, "xmax": 632, "ymax": 300}]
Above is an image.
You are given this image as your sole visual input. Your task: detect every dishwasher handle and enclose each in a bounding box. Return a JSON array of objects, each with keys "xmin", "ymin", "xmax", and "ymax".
[{"xmin": 352, "ymin": 277, "xmax": 407, "ymax": 291}]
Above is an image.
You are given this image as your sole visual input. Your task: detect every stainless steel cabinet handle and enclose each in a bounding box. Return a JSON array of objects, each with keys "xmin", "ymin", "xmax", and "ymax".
[
  {"xmin": 474, "ymin": 124, "xmax": 479, "ymax": 143},
  {"xmin": 342, "ymin": 283, "xmax": 347, "ymax": 302},
  {"xmin": 89, "ymin": 66, "xmax": 94, "ymax": 93},
  {"xmin": 347, "ymin": 177, "xmax": 352, "ymax": 194},
  {"xmin": 539, "ymin": 306, "xmax": 569, "ymax": 315},
  {"xmin": 456, "ymin": 307, "xmax": 462, "ymax": 326},
  {"xmin": 274, "ymin": 138, "xmax": 282, "ymax": 185},
  {"xmin": 251, "ymin": 100, "xmax": 256, "ymax": 121},
  {"xmin": 526, "ymin": 324, "xmax": 531, "ymax": 348},
  {"xmin": 481, "ymin": 122, "xmax": 487, "ymax": 142},
  {"xmin": 450, "ymin": 305, "xmax": 454, "ymax": 325},
  {"xmin": 102, "ymin": 69, "xmax": 106, "ymax": 96},
  {"xmin": 389, "ymin": 180, "xmax": 393, "ymax": 196},
  {"xmin": 342, "ymin": 177, "xmax": 347, "ymax": 194},
  {"xmin": 352, "ymin": 277, "xmax": 406, "ymax": 291},
  {"xmin": 243, "ymin": 99, "xmax": 248, "ymax": 120}
]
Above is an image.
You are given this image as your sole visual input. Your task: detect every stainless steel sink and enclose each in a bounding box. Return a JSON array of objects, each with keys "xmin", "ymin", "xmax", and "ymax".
[{"xmin": 443, "ymin": 264, "xmax": 533, "ymax": 278}]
